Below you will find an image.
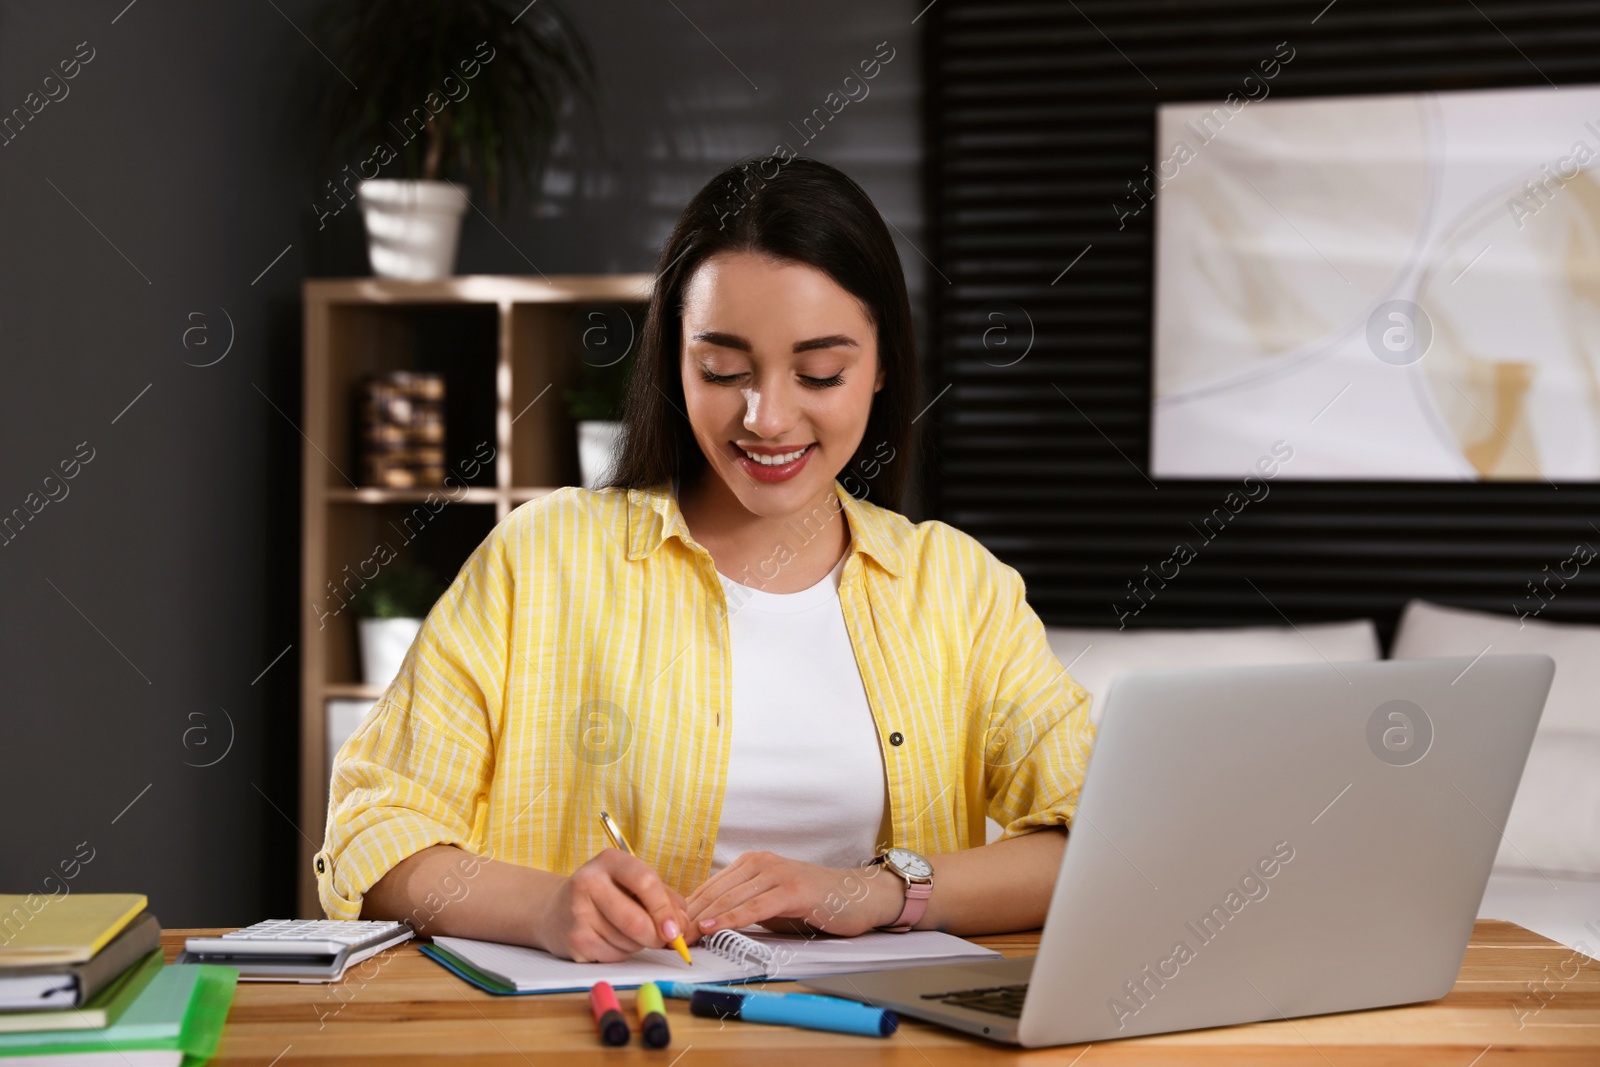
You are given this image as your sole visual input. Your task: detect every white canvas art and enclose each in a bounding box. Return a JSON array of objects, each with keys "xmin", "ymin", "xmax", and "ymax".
[{"xmin": 1151, "ymin": 83, "xmax": 1600, "ymax": 480}]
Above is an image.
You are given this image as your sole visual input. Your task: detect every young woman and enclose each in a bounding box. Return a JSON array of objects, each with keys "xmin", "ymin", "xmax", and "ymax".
[{"xmin": 318, "ymin": 156, "xmax": 1095, "ymax": 963}]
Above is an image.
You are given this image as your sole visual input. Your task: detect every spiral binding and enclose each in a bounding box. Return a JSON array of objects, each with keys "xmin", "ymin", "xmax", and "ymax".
[{"xmin": 701, "ymin": 929, "xmax": 775, "ymax": 971}]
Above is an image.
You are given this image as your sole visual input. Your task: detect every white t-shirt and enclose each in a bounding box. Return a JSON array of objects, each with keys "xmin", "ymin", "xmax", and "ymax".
[{"xmin": 710, "ymin": 553, "xmax": 888, "ymax": 872}]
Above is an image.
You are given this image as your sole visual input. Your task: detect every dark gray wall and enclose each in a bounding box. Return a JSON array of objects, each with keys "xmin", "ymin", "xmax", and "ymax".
[{"xmin": 0, "ymin": 0, "xmax": 922, "ymax": 924}]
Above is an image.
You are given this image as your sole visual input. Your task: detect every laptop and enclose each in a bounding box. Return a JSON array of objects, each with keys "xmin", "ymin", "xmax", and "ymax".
[{"xmin": 803, "ymin": 653, "xmax": 1555, "ymax": 1046}]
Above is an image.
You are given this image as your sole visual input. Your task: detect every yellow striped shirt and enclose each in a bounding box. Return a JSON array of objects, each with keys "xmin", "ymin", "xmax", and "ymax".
[{"xmin": 316, "ymin": 481, "xmax": 1095, "ymax": 920}]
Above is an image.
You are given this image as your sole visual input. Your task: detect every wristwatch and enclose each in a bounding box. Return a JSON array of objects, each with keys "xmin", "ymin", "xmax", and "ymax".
[{"xmin": 868, "ymin": 847, "xmax": 934, "ymax": 932}]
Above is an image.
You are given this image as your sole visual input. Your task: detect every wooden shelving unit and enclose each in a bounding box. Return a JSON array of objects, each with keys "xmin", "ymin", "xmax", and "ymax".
[{"xmin": 298, "ymin": 274, "xmax": 653, "ymax": 917}]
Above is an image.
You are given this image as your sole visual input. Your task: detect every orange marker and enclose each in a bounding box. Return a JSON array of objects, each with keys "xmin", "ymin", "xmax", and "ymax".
[{"xmin": 598, "ymin": 810, "xmax": 694, "ymax": 965}]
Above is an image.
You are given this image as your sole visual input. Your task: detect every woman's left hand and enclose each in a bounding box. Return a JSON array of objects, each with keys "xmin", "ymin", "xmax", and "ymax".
[{"xmin": 684, "ymin": 851, "xmax": 903, "ymax": 938}]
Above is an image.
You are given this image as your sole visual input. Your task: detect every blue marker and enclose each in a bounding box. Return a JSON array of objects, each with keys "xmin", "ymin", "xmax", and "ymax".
[
  {"xmin": 657, "ymin": 981, "xmax": 838, "ymax": 1004},
  {"xmin": 689, "ymin": 988, "xmax": 898, "ymax": 1038}
]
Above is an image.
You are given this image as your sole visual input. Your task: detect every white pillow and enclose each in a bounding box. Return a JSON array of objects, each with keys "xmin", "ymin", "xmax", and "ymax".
[
  {"xmin": 983, "ymin": 619, "xmax": 1381, "ymax": 842},
  {"xmin": 1390, "ymin": 598, "xmax": 1600, "ymax": 734},
  {"xmin": 1391, "ymin": 598, "xmax": 1600, "ymax": 876},
  {"xmin": 1044, "ymin": 619, "xmax": 1381, "ymax": 725},
  {"xmin": 1494, "ymin": 730, "xmax": 1600, "ymax": 877}
]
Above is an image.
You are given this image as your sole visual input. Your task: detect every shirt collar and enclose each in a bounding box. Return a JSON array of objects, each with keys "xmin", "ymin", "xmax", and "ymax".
[{"xmin": 625, "ymin": 480, "xmax": 907, "ymax": 579}]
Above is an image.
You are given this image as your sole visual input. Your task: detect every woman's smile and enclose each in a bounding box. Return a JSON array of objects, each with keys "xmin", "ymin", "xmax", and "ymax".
[{"xmin": 733, "ymin": 441, "xmax": 817, "ymax": 482}]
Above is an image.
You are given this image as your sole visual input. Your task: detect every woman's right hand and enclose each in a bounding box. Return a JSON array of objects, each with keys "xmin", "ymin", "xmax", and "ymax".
[{"xmin": 533, "ymin": 849, "xmax": 691, "ymax": 963}]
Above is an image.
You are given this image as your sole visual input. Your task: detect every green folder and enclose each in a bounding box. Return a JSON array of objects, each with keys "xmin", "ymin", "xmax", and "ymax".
[{"xmin": 0, "ymin": 963, "xmax": 237, "ymax": 1062}]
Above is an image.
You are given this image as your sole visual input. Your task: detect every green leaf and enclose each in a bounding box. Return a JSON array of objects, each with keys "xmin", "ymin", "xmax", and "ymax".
[
  {"xmin": 347, "ymin": 561, "xmax": 446, "ymax": 619},
  {"xmin": 564, "ymin": 345, "xmax": 637, "ymax": 421}
]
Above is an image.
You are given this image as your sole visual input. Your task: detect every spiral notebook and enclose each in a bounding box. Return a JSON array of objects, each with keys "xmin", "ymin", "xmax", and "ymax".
[{"xmin": 422, "ymin": 927, "xmax": 1002, "ymax": 994}]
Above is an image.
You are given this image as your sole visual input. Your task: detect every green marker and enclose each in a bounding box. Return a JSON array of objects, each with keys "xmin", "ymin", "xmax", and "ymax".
[{"xmin": 637, "ymin": 981, "xmax": 671, "ymax": 1048}]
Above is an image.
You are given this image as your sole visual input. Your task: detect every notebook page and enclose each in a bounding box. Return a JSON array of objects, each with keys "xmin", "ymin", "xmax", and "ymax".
[
  {"xmin": 433, "ymin": 928, "xmax": 1002, "ymax": 991},
  {"xmin": 748, "ymin": 929, "xmax": 1003, "ymax": 979},
  {"xmin": 430, "ymin": 937, "xmax": 759, "ymax": 993}
]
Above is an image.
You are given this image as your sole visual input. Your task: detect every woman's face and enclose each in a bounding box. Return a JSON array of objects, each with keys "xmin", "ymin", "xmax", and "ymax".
[{"xmin": 679, "ymin": 250, "xmax": 883, "ymax": 520}]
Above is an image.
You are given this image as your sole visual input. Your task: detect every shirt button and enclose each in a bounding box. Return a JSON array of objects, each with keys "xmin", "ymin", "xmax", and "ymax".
[
  {"xmin": 315, "ymin": 857, "xmax": 326, "ymax": 875},
  {"xmin": 889, "ymin": 731, "xmax": 904, "ymax": 747}
]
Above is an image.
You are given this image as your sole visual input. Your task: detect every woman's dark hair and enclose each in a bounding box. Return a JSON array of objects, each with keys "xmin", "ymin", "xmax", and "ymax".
[{"xmin": 603, "ymin": 155, "xmax": 918, "ymax": 509}]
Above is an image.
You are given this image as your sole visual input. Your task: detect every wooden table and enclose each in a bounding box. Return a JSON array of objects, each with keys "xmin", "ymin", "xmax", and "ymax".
[{"xmin": 164, "ymin": 922, "xmax": 1600, "ymax": 1065}]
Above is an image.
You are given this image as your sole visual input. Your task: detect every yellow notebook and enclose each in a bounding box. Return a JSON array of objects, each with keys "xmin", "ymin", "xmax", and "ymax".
[{"xmin": 0, "ymin": 894, "xmax": 148, "ymax": 966}]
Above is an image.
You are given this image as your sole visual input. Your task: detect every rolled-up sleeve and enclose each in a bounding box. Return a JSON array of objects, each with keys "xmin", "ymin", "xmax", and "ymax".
[
  {"xmin": 968, "ymin": 562, "xmax": 1096, "ymax": 840},
  {"xmin": 315, "ymin": 521, "xmax": 512, "ymax": 919}
]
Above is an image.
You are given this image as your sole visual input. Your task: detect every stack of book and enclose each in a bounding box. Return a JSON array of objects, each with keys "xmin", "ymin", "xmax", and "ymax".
[
  {"xmin": 359, "ymin": 371, "xmax": 447, "ymax": 488},
  {"xmin": 0, "ymin": 894, "xmax": 234, "ymax": 1065}
]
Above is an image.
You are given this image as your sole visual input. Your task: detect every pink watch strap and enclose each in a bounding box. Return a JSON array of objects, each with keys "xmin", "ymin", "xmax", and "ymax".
[{"xmin": 884, "ymin": 879, "xmax": 932, "ymax": 933}]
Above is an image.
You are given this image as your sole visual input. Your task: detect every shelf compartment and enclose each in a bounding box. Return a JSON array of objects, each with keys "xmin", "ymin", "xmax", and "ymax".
[
  {"xmin": 321, "ymin": 302, "xmax": 500, "ymax": 492},
  {"xmin": 508, "ymin": 301, "xmax": 648, "ymax": 490},
  {"xmin": 316, "ymin": 500, "xmax": 497, "ymax": 691}
]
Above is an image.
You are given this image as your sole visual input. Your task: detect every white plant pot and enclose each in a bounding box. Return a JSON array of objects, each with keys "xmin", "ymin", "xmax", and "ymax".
[
  {"xmin": 577, "ymin": 420, "xmax": 624, "ymax": 490},
  {"xmin": 357, "ymin": 179, "xmax": 470, "ymax": 281},
  {"xmin": 358, "ymin": 616, "xmax": 424, "ymax": 690}
]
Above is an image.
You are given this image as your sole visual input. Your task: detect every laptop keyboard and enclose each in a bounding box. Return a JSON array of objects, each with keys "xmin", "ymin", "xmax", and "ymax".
[{"xmin": 920, "ymin": 982, "xmax": 1029, "ymax": 1018}]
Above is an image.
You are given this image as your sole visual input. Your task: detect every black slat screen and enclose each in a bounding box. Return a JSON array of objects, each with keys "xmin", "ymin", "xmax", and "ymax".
[{"xmin": 921, "ymin": 0, "xmax": 1600, "ymax": 645}]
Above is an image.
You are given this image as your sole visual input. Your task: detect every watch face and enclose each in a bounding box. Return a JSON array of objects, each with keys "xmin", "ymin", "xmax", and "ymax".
[{"xmin": 888, "ymin": 847, "xmax": 933, "ymax": 879}]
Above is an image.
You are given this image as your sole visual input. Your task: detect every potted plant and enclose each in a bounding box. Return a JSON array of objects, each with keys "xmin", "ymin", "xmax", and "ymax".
[
  {"xmin": 348, "ymin": 562, "xmax": 446, "ymax": 690},
  {"xmin": 303, "ymin": 0, "xmax": 597, "ymax": 280},
  {"xmin": 565, "ymin": 345, "xmax": 635, "ymax": 489}
]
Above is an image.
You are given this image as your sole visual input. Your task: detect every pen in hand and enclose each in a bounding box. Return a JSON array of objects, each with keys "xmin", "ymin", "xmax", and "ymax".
[{"xmin": 598, "ymin": 810, "xmax": 694, "ymax": 965}]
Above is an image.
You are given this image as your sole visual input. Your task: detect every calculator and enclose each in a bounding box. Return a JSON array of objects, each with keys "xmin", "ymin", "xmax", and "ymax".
[{"xmin": 180, "ymin": 919, "xmax": 413, "ymax": 982}]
